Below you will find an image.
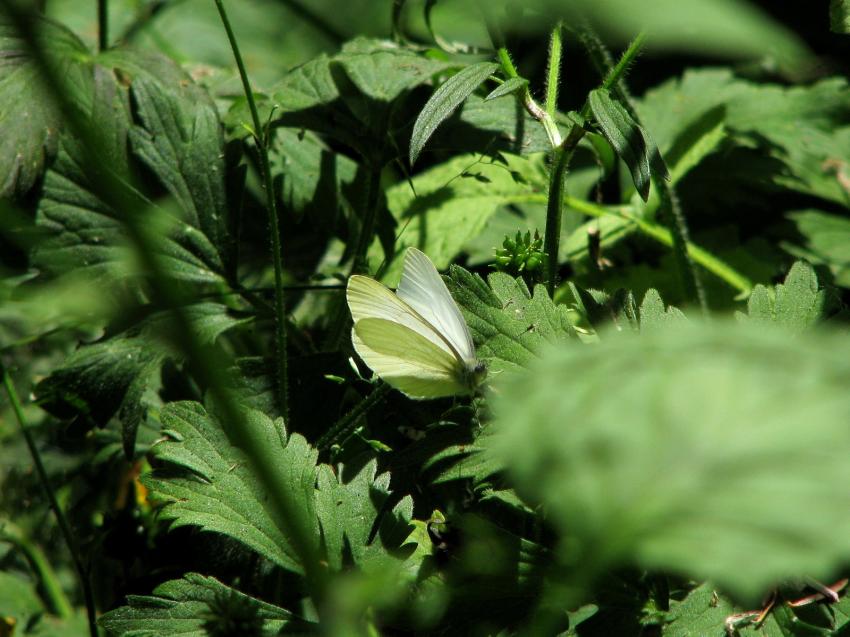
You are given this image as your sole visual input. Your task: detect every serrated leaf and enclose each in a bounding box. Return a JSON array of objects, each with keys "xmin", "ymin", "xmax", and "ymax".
[
  {"xmin": 490, "ymin": 320, "xmax": 850, "ymax": 601},
  {"xmin": 35, "ymin": 304, "xmax": 249, "ymax": 457},
  {"xmin": 0, "ymin": 17, "xmax": 92, "ymax": 197},
  {"xmin": 128, "ymin": 76, "xmax": 232, "ymax": 271},
  {"xmin": 589, "ymin": 88, "xmax": 668, "ymax": 201},
  {"xmin": 639, "ymin": 289, "xmax": 688, "ymax": 333},
  {"xmin": 33, "ymin": 66, "xmax": 230, "ymax": 287},
  {"xmin": 144, "ymin": 402, "xmax": 319, "ymax": 574},
  {"xmin": 662, "ymin": 583, "xmax": 734, "ymax": 637},
  {"xmin": 372, "ymin": 153, "xmax": 546, "ymax": 283},
  {"xmin": 409, "ymin": 61, "xmax": 499, "ymax": 165},
  {"xmin": 446, "ymin": 266, "xmax": 574, "ymax": 374},
  {"xmin": 316, "ymin": 461, "xmax": 415, "ymax": 571},
  {"xmin": 485, "ymin": 77, "xmax": 528, "ymax": 101},
  {"xmin": 738, "ymin": 261, "xmax": 827, "ymax": 333},
  {"xmin": 566, "ymin": 283, "xmax": 640, "ymax": 334},
  {"xmin": 638, "ymin": 70, "xmax": 850, "ymax": 205},
  {"xmin": 97, "ymin": 573, "xmax": 303, "ymax": 636}
]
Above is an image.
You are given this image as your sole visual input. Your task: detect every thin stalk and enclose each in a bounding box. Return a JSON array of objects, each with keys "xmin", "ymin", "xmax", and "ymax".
[
  {"xmin": 544, "ymin": 23, "xmax": 562, "ymax": 117},
  {"xmin": 317, "ymin": 384, "xmax": 392, "ymax": 451},
  {"xmin": 1, "ymin": 363, "xmax": 98, "ymax": 637},
  {"xmin": 351, "ymin": 167, "xmax": 383, "ymax": 275},
  {"xmin": 97, "ymin": 0, "xmax": 108, "ymax": 51},
  {"xmin": 0, "ymin": 523, "xmax": 73, "ymax": 620},
  {"xmin": 214, "ymin": 0, "xmax": 289, "ymax": 424},
  {"xmin": 3, "ymin": 0, "xmax": 325, "ymax": 612}
]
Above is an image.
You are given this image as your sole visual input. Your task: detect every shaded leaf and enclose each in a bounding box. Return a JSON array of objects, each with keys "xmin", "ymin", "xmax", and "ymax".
[
  {"xmin": 638, "ymin": 288, "xmax": 688, "ymax": 333},
  {"xmin": 144, "ymin": 402, "xmax": 319, "ymax": 574},
  {"xmin": 97, "ymin": 573, "xmax": 303, "ymax": 637},
  {"xmin": 485, "ymin": 77, "xmax": 528, "ymax": 101},
  {"xmin": 831, "ymin": 0, "xmax": 850, "ymax": 34},
  {"xmin": 0, "ymin": 17, "xmax": 91, "ymax": 197},
  {"xmin": 409, "ymin": 61, "xmax": 499, "ymax": 165}
]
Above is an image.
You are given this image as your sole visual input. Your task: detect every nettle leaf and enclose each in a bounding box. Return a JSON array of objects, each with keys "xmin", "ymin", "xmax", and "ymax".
[
  {"xmin": 786, "ymin": 210, "xmax": 850, "ymax": 288},
  {"xmin": 638, "ymin": 69, "xmax": 850, "ymax": 205},
  {"xmin": 737, "ymin": 261, "xmax": 828, "ymax": 333},
  {"xmin": 663, "ymin": 583, "xmax": 735, "ymax": 637},
  {"xmin": 0, "ymin": 17, "xmax": 92, "ymax": 197},
  {"xmin": 565, "ymin": 283, "xmax": 640, "ymax": 334},
  {"xmin": 128, "ymin": 76, "xmax": 231, "ymax": 270},
  {"xmin": 446, "ymin": 266, "xmax": 574, "ymax": 374},
  {"xmin": 268, "ymin": 127, "xmax": 358, "ymax": 223},
  {"xmin": 409, "ymin": 61, "xmax": 500, "ymax": 165},
  {"xmin": 145, "ymin": 402, "xmax": 423, "ymax": 576},
  {"xmin": 490, "ymin": 320, "xmax": 850, "ymax": 601},
  {"xmin": 33, "ymin": 63, "xmax": 231, "ymax": 287},
  {"xmin": 638, "ymin": 289, "xmax": 688, "ymax": 333},
  {"xmin": 35, "ymin": 303, "xmax": 249, "ymax": 457},
  {"xmin": 227, "ymin": 38, "xmax": 448, "ymax": 164},
  {"xmin": 145, "ymin": 402, "xmax": 319, "ymax": 574},
  {"xmin": 371, "ymin": 153, "xmax": 546, "ymax": 284},
  {"xmin": 588, "ymin": 88, "xmax": 668, "ymax": 202},
  {"xmin": 97, "ymin": 573, "xmax": 305, "ymax": 636},
  {"xmin": 316, "ymin": 462, "xmax": 416, "ymax": 571}
]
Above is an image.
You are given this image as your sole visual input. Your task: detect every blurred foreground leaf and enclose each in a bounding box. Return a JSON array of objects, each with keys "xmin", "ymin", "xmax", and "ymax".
[{"xmin": 491, "ymin": 320, "xmax": 850, "ymax": 601}]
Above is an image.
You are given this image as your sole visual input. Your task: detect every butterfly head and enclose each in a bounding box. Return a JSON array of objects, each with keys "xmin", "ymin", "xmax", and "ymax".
[{"xmin": 461, "ymin": 359, "xmax": 488, "ymax": 394}]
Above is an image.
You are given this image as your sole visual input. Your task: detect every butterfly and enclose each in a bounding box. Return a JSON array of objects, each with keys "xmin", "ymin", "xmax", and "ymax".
[{"xmin": 346, "ymin": 248, "xmax": 486, "ymax": 399}]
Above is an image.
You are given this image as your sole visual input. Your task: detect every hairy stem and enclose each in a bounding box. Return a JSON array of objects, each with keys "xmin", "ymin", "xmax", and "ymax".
[
  {"xmin": 317, "ymin": 384, "xmax": 392, "ymax": 451},
  {"xmin": 97, "ymin": 0, "xmax": 108, "ymax": 51},
  {"xmin": 545, "ymin": 23, "xmax": 562, "ymax": 117},
  {"xmin": 214, "ymin": 0, "xmax": 289, "ymax": 423}
]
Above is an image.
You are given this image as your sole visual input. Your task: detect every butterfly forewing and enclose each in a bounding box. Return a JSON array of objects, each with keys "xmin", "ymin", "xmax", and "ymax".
[
  {"xmin": 395, "ymin": 248, "xmax": 476, "ymax": 363},
  {"xmin": 352, "ymin": 318, "xmax": 467, "ymax": 398},
  {"xmin": 347, "ymin": 275, "xmax": 454, "ymax": 356}
]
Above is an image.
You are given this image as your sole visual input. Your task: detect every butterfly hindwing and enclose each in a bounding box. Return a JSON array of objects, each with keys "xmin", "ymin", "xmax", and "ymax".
[
  {"xmin": 352, "ymin": 318, "xmax": 467, "ymax": 398},
  {"xmin": 395, "ymin": 248, "xmax": 476, "ymax": 363}
]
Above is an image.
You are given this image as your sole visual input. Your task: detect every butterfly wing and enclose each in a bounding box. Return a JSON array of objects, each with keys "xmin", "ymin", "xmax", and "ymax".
[
  {"xmin": 352, "ymin": 318, "xmax": 467, "ymax": 398},
  {"xmin": 395, "ymin": 248, "xmax": 477, "ymax": 363},
  {"xmin": 347, "ymin": 274, "xmax": 453, "ymax": 355}
]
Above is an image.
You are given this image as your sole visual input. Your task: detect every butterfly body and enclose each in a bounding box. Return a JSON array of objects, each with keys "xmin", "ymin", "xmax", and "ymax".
[{"xmin": 346, "ymin": 248, "xmax": 486, "ymax": 399}]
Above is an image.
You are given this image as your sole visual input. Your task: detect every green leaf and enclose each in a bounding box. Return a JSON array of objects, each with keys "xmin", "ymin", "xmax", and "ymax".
[
  {"xmin": 588, "ymin": 88, "xmax": 668, "ymax": 201},
  {"xmin": 490, "ymin": 320, "xmax": 850, "ymax": 601},
  {"xmin": 372, "ymin": 153, "xmax": 545, "ymax": 283},
  {"xmin": 97, "ymin": 573, "xmax": 303, "ymax": 637},
  {"xmin": 409, "ymin": 61, "xmax": 499, "ymax": 165},
  {"xmin": 662, "ymin": 583, "xmax": 734, "ymax": 637},
  {"xmin": 0, "ymin": 17, "xmax": 92, "ymax": 197},
  {"xmin": 831, "ymin": 0, "xmax": 850, "ymax": 34},
  {"xmin": 638, "ymin": 289, "xmax": 687, "ymax": 333},
  {"xmin": 446, "ymin": 266, "xmax": 575, "ymax": 375},
  {"xmin": 485, "ymin": 77, "xmax": 528, "ymax": 101},
  {"xmin": 144, "ymin": 402, "xmax": 319, "ymax": 574},
  {"xmin": 128, "ymin": 76, "xmax": 232, "ymax": 270},
  {"xmin": 316, "ymin": 461, "xmax": 415, "ymax": 570},
  {"xmin": 35, "ymin": 304, "xmax": 249, "ymax": 456},
  {"xmin": 638, "ymin": 70, "xmax": 850, "ymax": 205},
  {"xmin": 738, "ymin": 261, "xmax": 828, "ymax": 333},
  {"xmin": 786, "ymin": 210, "xmax": 850, "ymax": 288},
  {"xmin": 33, "ymin": 65, "xmax": 231, "ymax": 287}
]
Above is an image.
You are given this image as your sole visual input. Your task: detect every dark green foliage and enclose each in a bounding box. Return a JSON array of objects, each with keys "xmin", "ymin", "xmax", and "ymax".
[{"xmin": 3, "ymin": 4, "xmax": 850, "ymax": 637}]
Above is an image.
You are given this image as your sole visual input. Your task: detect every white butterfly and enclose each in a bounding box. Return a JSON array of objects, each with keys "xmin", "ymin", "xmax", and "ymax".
[{"xmin": 346, "ymin": 248, "xmax": 486, "ymax": 399}]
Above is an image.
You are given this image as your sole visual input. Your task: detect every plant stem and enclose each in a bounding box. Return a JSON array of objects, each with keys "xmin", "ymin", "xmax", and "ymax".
[
  {"xmin": 317, "ymin": 384, "xmax": 392, "ymax": 451},
  {"xmin": 351, "ymin": 167, "xmax": 383, "ymax": 275},
  {"xmin": 1, "ymin": 362, "xmax": 98, "ymax": 637},
  {"xmin": 98, "ymin": 0, "xmax": 108, "ymax": 51},
  {"xmin": 214, "ymin": 0, "xmax": 289, "ymax": 424},
  {"xmin": 544, "ymin": 23, "xmax": 562, "ymax": 117},
  {"xmin": 0, "ymin": 522, "xmax": 73, "ymax": 620}
]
